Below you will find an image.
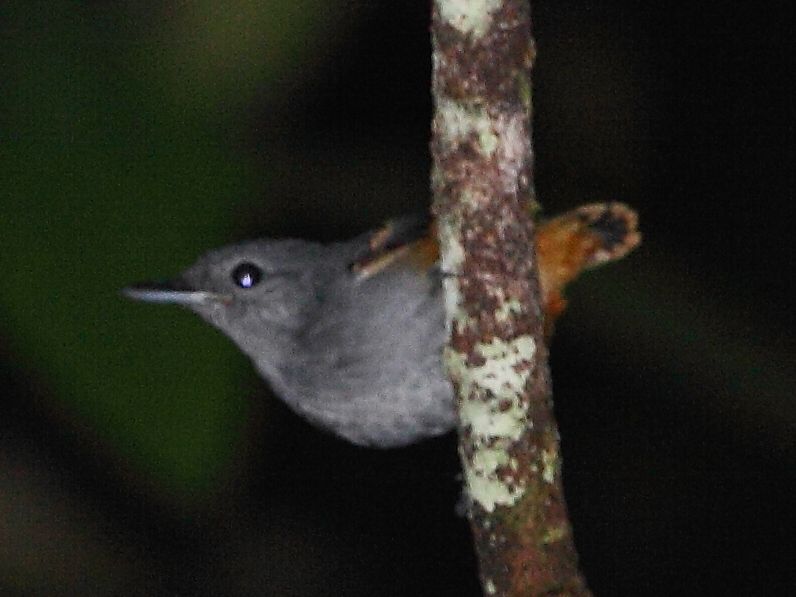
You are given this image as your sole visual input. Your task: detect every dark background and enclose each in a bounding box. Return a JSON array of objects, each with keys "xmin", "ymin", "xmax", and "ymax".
[{"xmin": 1, "ymin": 1, "xmax": 792, "ymax": 595}]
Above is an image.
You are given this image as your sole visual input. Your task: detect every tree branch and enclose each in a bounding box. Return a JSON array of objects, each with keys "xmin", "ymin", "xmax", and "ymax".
[{"xmin": 430, "ymin": 1, "xmax": 591, "ymax": 595}]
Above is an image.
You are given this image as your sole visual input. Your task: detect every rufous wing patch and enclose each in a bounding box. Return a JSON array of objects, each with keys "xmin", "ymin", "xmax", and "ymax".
[
  {"xmin": 350, "ymin": 215, "xmax": 438, "ymax": 279},
  {"xmin": 350, "ymin": 203, "xmax": 640, "ymax": 338},
  {"xmin": 536, "ymin": 202, "xmax": 640, "ymax": 336}
]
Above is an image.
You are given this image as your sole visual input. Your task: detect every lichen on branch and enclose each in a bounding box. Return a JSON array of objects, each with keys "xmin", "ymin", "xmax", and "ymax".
[{"xmin": 430, "ymin": 0, "xmax": 591, "ymax": 594}]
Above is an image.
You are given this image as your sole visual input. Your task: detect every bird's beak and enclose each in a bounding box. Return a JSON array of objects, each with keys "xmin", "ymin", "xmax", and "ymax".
[{"xmin": 121, "ymin": 278, "xmax": 231, "ymax": 306}]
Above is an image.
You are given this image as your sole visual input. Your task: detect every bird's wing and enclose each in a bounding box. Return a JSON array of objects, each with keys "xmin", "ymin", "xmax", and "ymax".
[
  {"xmin": 349, "ymin": 203, "xmax": 641, "ymax": 335},
  {"xmin": 349, "ymin": 213, "xmax": 439, "ymax": 280}
]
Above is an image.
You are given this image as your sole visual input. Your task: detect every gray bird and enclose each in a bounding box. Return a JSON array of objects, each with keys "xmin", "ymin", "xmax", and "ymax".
[{"xmin": 123, "ymin": 205, "xmax": 640, "ymax": 448}]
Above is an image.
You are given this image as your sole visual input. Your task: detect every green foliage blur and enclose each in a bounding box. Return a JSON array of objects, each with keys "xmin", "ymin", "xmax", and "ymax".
[{"xmin": 1, "ymin": 1, "xmax": 348, "ymax": 497}]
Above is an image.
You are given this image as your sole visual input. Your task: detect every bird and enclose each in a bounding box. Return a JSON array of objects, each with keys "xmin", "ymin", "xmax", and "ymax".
[{"xmin": 123, "ymin": 203, "xmax": 640, "ymax": 448}]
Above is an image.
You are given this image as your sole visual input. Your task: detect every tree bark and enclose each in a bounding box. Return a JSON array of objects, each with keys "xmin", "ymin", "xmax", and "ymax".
[{"xmin": 430, "ymin": 1, "xmax": 591, "ymax": 595}]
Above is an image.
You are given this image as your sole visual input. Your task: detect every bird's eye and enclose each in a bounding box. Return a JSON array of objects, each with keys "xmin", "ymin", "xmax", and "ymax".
[{"xmin": 231, "ymin": 262, "xmax": 262, "ymax": 289}]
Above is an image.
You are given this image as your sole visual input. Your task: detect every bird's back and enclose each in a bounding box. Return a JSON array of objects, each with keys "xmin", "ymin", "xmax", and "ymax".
[{"xmin": 280, "ymin": 235, "xmax": 454, "ymax": 447}]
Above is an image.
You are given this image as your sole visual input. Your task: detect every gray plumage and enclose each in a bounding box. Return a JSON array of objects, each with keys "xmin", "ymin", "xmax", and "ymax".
[{"xmin": 124, "ymin": 227, "xmax": 454, "ymax": 448}]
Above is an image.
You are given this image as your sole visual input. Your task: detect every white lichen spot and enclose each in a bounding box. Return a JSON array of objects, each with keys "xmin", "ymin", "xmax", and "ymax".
[
  {"xmin": 447, "ymin": 335, "xmax": 537, "ymax": 512},
  {"xmin": 470, "ymin": 336, "xmax": 536, "ymax": 401},
  {"xmin": 471, "ymin": 446, "xmax": 509, "ymax": 478},
  {"xmin": 437, "ymin": 99, "xmax": 499, "ymax": 158},
  {"xmin": 541, "ymin": 448, "xmax": 558, "ymax": 484},
  {"xmin": 485, "ymin": 578, "xmax": 497, "ymax": 595},
  {"xmin": 494, "ymin": 111, "xmax": 530, "ymax": 196},
  {"xmin": 438, "ymin": 0, "xmax": 501, "ymax": 38},
  {"xmin": 494, "ymin": 295, "xmax": 523, "ymax": 322},
  {"xmin": 464, "ymin": 463, "xmax": 524, "ymax": 515},
  {"xmin": 438, "ymin": 220, "xmax": 466, "ymax": 334},
  {"xmin": 541, "ymin": 524, "xmax": 568, "ymax": 544},
  {"xmin": 459, "ymin": 396, "xmax": 524, "ymax": 440},
  {"xmin": 442, "ymin": 278, "xmax": 462, "ymax": 335},
  {"xmin": 478, "ymin": 127, "xmax": 499, "ymax": 156}
]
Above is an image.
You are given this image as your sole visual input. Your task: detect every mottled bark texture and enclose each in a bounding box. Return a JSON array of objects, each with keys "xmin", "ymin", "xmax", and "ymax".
[{"xmin": 430, "ymin": 1, "xmax": 591, "ymax": 595}]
